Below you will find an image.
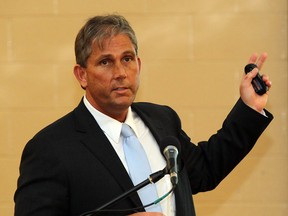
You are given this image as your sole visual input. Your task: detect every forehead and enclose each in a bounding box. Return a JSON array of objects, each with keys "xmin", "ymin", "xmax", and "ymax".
[{"xmin": 91, "ymin": 34, "xmax": 136, "ymax": 55}]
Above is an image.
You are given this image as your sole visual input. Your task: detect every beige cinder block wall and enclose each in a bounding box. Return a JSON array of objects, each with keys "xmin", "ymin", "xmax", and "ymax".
[{"xmin": 0, "ymin": 1, "xmax": 287, "ymax": 215}]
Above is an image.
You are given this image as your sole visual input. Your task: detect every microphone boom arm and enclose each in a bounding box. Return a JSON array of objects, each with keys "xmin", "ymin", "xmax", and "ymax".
[{"xmin": 91, "ymin": 168, "xmax": 167, "ymax": 214}]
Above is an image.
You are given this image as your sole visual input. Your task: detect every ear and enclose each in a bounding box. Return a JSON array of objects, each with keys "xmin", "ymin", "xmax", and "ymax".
[
  {"xmin": 73, "ymin": 64, "xmax": 87, "ymax": 89},
  {"xmin": 137, "ymin": 57, "xmax": 141, "ymax": 72}
]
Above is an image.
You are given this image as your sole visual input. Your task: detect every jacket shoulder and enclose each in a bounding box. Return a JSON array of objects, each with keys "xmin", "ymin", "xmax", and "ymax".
[
  {"xmin": 31, "ymin": 100, "xmax": 91, "ymax": 141},
  {"xmin": 132, "ymin": 102, "xmax": 176, "ymax": 116},
  {"xmin": 131, "ymin": 102, "xmax": 182, "ymax": 135}
]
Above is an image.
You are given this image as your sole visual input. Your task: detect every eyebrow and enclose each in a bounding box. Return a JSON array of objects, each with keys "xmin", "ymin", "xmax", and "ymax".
[
  {"xmin": 122, "ymin": 50, "xmax": 137, "ymax": 56},
  {"xmin": 96, "ymin": 50, "xmax": 137, "ymax": 60}
]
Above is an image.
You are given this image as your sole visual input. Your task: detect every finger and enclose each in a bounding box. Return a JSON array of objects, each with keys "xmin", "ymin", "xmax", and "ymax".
[
  {"xmin": 256, "ymin": 52, "xmax": 268, "ymax": 70},
  {"xmin": 248, "ymin": 52, "xmax": 259, "ymax": 64},
  {"xmin": 262, "ymin": 74, "xmax": 272, "ymax": 88}
]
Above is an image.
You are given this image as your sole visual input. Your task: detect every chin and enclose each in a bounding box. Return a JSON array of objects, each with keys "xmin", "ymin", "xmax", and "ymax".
[
  {"xmin": 115, "ymin": 96, "xmax": 134, "ymax": 105},
  {"xmin": 116, "ymin": 101, "xmax": 132, "ymax": 108}
]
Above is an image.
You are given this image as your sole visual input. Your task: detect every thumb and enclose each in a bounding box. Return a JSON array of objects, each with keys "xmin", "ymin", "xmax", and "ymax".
[
  {"xmin": 242, "ymin": 67, "xmax": 258, "ymax": 88},
  {"xmin": 246, "ymin": 68, "xmax": 259, "ymax": 80}
]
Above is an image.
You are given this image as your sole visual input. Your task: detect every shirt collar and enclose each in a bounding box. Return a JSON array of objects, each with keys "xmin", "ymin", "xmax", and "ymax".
[{"xmin": 83, "ymin": 96, "xmax": 139, "ymax": 143}]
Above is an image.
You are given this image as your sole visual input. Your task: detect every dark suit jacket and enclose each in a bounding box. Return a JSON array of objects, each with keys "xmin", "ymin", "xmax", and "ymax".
[{"xmin": 14, "ymin": 98, "xmax": 273, "ymax": 216}]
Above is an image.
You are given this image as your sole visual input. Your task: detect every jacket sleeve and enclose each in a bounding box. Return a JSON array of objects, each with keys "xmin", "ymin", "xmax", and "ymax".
[
  {"xmin": 14, "ymin": 136, "xmax": 70, "ymax": 216},
  {"xmin": 177, "ymin": 98, "xmax": 273, "ymax": 194}
]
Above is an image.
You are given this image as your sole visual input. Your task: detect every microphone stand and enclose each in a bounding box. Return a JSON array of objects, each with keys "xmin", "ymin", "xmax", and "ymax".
[{"xmin": 81, "ymin": 168, "xmax": 167, "ymax": 216}]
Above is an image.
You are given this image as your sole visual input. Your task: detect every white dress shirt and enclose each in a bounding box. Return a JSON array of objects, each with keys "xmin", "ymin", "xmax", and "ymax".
[{"xmin": 83, "ymin": 96, "xmax": 176, "ymax": 215}]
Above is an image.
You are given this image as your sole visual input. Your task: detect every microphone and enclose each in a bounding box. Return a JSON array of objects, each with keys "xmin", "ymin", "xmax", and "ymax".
[
  {"xmin": 79, "ymin": 137, "xmax": 180, "ymax": 216},
  {"xmin": 161, "ymin": 136, "xmax": 180, "ymax": 186}
]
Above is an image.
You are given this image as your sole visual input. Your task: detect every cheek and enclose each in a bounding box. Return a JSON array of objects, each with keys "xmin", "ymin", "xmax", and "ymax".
[
  {"xmin": 86, "ymin": 73, "xmax": 112, "ymax": 93},
  {"xmin": 135, "ymin": 72, "xmax": 140, "ymax": 86},
  {"xmin": 87, "ymin": 70, "xmax": 107, "ymax": 84},
  {"xmin": 131, "ymin": 72, "xmax": 140, "ymax": 93}
]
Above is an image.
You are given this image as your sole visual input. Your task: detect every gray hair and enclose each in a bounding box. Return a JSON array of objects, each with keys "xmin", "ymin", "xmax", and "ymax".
[{"xmin": 75, "ymin": 14, "xmax": 138, "ymax": 67}]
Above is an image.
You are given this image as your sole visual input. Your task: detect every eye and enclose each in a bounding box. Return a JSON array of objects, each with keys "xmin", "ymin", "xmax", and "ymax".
[
  {"xmin": 100, "ymin": 59, "xmax": 109, "ymax": 65},
  {"xmin": 123, "ymin": 56, "xmax": 133, "ymax": 62}
]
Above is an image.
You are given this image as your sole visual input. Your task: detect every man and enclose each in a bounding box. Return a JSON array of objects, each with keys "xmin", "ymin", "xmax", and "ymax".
[{"xmin": 14, "ymin": 14, "xmax": 273, "ymax": 216}]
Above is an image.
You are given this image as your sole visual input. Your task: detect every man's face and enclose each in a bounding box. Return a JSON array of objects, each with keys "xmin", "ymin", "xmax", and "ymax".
[{"xmin": 74, "ymin": 34, "xmax": 141, "ymax": 121}]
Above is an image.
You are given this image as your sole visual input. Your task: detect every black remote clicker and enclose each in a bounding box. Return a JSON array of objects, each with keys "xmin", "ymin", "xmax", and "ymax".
[{"xmin": 244, "ymin": 63, "xmax": 268, "ymax": 95}]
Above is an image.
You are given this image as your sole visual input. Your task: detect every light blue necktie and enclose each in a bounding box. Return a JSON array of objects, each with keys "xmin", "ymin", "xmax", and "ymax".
[{"xmin": 121, "ymin": 123, "xmax": 162, "ymax": 212}]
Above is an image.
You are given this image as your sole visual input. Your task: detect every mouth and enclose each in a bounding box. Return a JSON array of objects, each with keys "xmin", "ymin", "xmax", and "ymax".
[
  {"xmin": 113, "ymin": 86, "xmax": 129, "ymax": 94},
  {"xmin": 114, "ymin": 87, "xmax": 127, "ymax": 90}
]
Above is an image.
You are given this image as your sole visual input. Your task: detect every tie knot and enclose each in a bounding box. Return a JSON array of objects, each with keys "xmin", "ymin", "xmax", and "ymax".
[{"xmin": 121, "ymin": 124, "xmax": 134, "ymax": 138}]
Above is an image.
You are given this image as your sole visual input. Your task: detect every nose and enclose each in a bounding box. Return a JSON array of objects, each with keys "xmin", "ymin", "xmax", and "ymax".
[{"xmin": 113, "ymin": 61, "xmax": 127, "ymax": 79}]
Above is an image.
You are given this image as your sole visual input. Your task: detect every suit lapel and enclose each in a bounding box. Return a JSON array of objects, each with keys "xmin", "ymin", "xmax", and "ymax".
[
  {"xmin": 73, "ymin": 100, "xmax": 142, "ymax": 208},
  {"xmin": 131, "ymin": 103, "xmax": 167, "ymax": 152}
]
